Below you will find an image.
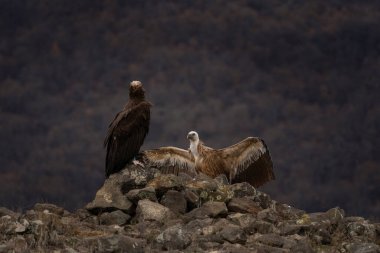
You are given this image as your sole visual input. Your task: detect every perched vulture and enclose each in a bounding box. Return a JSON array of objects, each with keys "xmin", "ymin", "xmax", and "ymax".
[
  {"xmin": 104, "ymin": 81, "xmax": 151, "ymax": 177},
  {"xmin": 142, "ymin": 131, "xmax": 275, "ymax": 188}
]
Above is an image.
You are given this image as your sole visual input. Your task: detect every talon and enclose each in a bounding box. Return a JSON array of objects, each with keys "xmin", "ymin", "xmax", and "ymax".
[{"xmin": 132, "ymin": 159, "xmax": 145, "ymax": 168}]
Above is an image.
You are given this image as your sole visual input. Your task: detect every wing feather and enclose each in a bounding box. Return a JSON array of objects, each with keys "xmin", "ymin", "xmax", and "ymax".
[
  {"xmin": 141, "ymin": 147, "xmax": 195, "ymax": 176},
  {"xmin": 221, "ymin": 137, "xmax": 275, "ymax": 187}
]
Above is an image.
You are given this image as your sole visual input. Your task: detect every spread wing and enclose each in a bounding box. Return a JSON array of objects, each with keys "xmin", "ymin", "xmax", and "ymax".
[
  {"xmin": 104, "ymin": 102, "xmax": 151, "ymax": 177},
  {"xmin": 141, "ymin": 147, "xmax": 196, "ymax": 176},
  {"xmin": 220, "ymin": 137, "xmax": 274, "ymax": 188}
]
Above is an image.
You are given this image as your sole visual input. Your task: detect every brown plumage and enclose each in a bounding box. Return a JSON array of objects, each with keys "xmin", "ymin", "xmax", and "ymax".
[
  {"xmin": 142, "ymin": 131, "xmax": 275, "ymax": 188},
  {"xmin": 104, "ymin": 81, "xmax": 151, "ymax": 177}
]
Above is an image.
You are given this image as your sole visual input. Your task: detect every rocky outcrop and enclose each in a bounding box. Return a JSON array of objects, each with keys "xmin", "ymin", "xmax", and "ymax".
[{"xmin": 0, "ymin": 164, "xmax": 379, "ymax": 252}]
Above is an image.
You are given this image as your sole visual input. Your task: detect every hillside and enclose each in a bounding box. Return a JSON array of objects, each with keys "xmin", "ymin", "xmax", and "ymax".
[{"xmin": 0, "ymin": 0, "xmax": 379, "ymax": 219}]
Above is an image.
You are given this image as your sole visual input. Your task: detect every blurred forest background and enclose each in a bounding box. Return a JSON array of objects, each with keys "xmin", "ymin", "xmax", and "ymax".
[{"xmin": 0, "ymin": 0, "xmax": 379, "ymax": 219}]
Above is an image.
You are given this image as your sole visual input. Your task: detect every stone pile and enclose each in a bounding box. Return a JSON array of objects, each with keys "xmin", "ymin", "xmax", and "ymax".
[{"xmin": 0, "ymin": 164, "xmax": 379, "ymax": 252}]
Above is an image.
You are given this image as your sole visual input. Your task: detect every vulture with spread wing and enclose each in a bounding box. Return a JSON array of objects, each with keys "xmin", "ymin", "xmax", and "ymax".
[
  {"xmin": 104, "ymin": 81, "xmax": 151, "ymax": 177},
  {"xmin": 142, "ymin": 131, "xmax": 275, "ymax": 188}
]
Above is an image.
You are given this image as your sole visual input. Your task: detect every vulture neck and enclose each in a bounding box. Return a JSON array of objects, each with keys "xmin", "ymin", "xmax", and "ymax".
[{"xmin": 189, "ymin": 139, "xmax": 200, "ymax": 160}]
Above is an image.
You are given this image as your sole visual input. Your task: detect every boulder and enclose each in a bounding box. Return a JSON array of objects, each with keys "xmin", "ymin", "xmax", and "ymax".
[
  {"xmin": 136, "ymin": 199, "xmax": 176, "ymax": 223},
  {"xmin": 160, "ymin": 190, "xmax": 187, "ymax": 214},
  {"xmin": 185, "ymin": 201, "xmax": 228, "ymax": 219}
]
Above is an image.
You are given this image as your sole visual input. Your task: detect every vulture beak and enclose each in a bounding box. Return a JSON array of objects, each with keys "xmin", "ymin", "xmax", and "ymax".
[{"xmin": 187, "ymin": 133, "xmax": 191, "ymax": 140}]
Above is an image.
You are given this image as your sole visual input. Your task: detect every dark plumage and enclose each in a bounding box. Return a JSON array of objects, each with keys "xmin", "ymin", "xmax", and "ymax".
[{"xmin": 104, "ymin": 81, "xmax": 151, "ymax": 177}]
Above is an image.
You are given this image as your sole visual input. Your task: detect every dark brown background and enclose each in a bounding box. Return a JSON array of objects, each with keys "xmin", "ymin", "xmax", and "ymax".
[{"xmin": 0, "ymin": 0, "xmax": 379, "ymax": 220}]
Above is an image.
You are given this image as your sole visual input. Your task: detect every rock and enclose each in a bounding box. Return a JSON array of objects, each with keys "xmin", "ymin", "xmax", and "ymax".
[
  {"xmin": 218, "ymin": 243, "xmax": 252, "ymax": 253},
  {"xmin": 184, "ymin": 189, "xmax": 200, "ymax": 209},
  {"xmin": 14, "ymin": 219, "xmax": 29, "ymax": 233},
  {"xmin": 184, "ymin": 218, "xmax": 214, "ymax": 239},
  {"xmin": 227, "ymin": 197, "xmax": 262, "ymax": 214},
  {"xmin": 186, "ymin": 178, "xmax": 218, "ymax": 193},
  {"xmin": 275, "ymin": 203, "xmax": 305, "ymax": 220},
  {"xmin": 0, "ymin": 164, "xmax": 378, "ymax": 253},
  {"xmin": 279, "ymin": 223, "xmax": 308, "ymax": 236},
  {"xmin": 8, "ymin": 236, "xmax": 28, "ymax": 253},
  {"xmin": 214, "ymin": 174, "xmax": 229, "ymax": 185},
  {"xmin": 256, "ymin": 233, "xmax": 285, "ymax": 247},
  {"xmin": 147, "ymin": 174, "xmax": 184, "ymax": 196},
  {"xmin": 251, "ymin": 220, "xmax": 276, "ymax": 234},
  {"xmin": 85, "ymin": 235, "xmax": 146, "ymax": 253},
  {"xmin": 220, "ymin": 224, "xmax": 247, "ymax": 244},
  {"xmin": 160, "ymin": 190, "xmax": 187, "ymax": 214},
  {"xmin": 289, "ymin": 239, "xmax": 316, "ymax": 253},
  {"xmin": 136, "ymin": 199, "xmax": 176, "ymax": 223},
  {"xmin": 86, "ymin": 165, "xmax": 161, "ymax": 214},
  {"xmin": 201, "ymin": 218, "xmax": 232, "ymax": 236},
  {"xmin": 254, "ymin": 190, "xmax": 273, "ymax": 209},
  {"xmin": 33, "ymin": 203, "xmax": 65, "ymax": 216},
  {"xmin": 228, "ymin": 182, "xmax": 256, "ymax": 198},
  {"xmin": 324, "ymin": 207, "xmax": 345, "ymax": 224},
  {"xmin": 0, "ymin": 207, "xmax": 19, "ymax": 219},
  {"xmin": 257, "ymin": 208, "xmax": 280, "ymax": 223},
  {"xmin": 228, "ymin": 213, "xmax": 256, "ymax": 229},
  {"xmin": 156, "ymin": 224, "xmax": 192, "ymax": 250},
  {"xmin": 185, "ymin": 201, "xmax": 228, "ymax": 219},
  {"xmin": 99, "ymin": 210, "xmax": 130, "ymax": 225},
  {"xmin": 345, "ymin": 242, "xmax": 380, "ymax": 253},
  {"xmin": 126, "ymin": 186, "xmax": 157, "ymax": 204},
  {"xmin": 85, "ymin": 182, "xmax": 134, "ymax": 215}
]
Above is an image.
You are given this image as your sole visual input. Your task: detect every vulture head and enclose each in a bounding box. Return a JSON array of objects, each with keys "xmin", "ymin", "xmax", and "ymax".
[
  {"xmin": 187, "ymin": 131, "xmax": 199, "ymax": 142},
  {"xmin": 129, "ymin": 80, "xmax": 145, "ymax": 99}
]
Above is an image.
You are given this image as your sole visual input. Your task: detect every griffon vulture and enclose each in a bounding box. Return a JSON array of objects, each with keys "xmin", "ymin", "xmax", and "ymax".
[
  {"xmin": 104, "ymin": 81, "xmax": 151, "ymax": 177},
  {"xmin": 142, "ymin": 131, "xmax": 275, "ymax": 188}
]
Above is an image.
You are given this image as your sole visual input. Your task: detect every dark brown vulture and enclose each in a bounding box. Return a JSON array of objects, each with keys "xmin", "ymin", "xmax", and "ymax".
[
  {"xmin": 142, "ymin": 131, "xmax": 274, "ymax": 188},
  {"xmin": 104, "ymin": 81, "xmax": 151, "ymax": 177}
]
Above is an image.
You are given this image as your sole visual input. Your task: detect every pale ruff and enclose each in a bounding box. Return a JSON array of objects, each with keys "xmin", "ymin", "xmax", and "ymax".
[{"xmin": 189, "ymin": 139, "xmax": 200, "ymax": 160}]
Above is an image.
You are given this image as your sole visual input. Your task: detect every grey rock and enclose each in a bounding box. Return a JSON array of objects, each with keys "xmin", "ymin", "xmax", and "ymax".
[
  {"xmin": 228, "ymin": 213, "xmax": 256, "ymax": 229},
  {"xmin": 220, "ymin": 224, "xmax": 247, "ymax": 244},
  {"xmin": 214, "ymin": 174, "xmax": 229, "ymax": 185},
  {"xmin": 275, "ymin": 203, "xmax": 305, "ymax": 220},
  {"xmin": 126, "ymin": 186, "xmax": 157, "ymax": 204},
  {"xmin": 254, "ymin": 190, "xmax": 273, "ymax": 209},
  {"xmin": 256, "ymin": 233, "xmax": 285, "ymax": 247},
  {"xmin": 33, "ymin": 203, "xmax": 65, "ymax": 215},
  {"xmin": 147, "ymin": 174, "xmax": 184, "ymax": 196},
  {"xmin": 228, "ymin": 182, "xmax": 256, "ymax": 198},
  {"xmin": 86, "ymin": 165, "xmax": 160, "ymax": 214},
  {"xmin": 85, "ymin": 235, "xmax": 146, "ymax": 253},
  {"xmin": 99, "ymin": 210, "xmax": 130, "ymax": 225},
  {"xmin": 227, "ymin": 197, "xmax": 262, "ymax": 214},
  {"xmin": 156, "ymin": 224, "xmax": 192, "ymax": 250},
  {"xmin": 345, "ymin": 242, "xmax": 380, "ymax": 253},
  {"xmin": 85, "ymin": 180, "xmax": 134, "ymax": 215},
  {"xmin": 184, "ymin": 189, "xmax": 200, "ymax": 209},
  {"xmin": 136, "ymin": 199, "xmax": 176, "ymax": 222},
  {"xmin": 279, "ymin": 223, "xmax": 308, "ymax": 235},
  {"xmin": 186, "ymin": 201, "xmax": 228, "ymax": 219},
  {"xmin": 184, "ymin": 218, "xmax": 214, "ymax": 239},
  {"xmin": 0, "ymin": 207, "xmax": 19, "ymax": 219},
  {"xmin": 325, "ymin": 207, "xmax": 345, "ymax": 224},
  {"xmin": 290, "ymin": 239, "xmax": 315, "ymax": 253},
  {"xmin": 160, "ymin": 190, "xmax": 187, "ymax": 214},
  {"xmin": 201, "ymin": 218, "xmax": 232, "ymax": 236},
  {"xmin": 251, "ymin": 220, "xmax": 276, "ymax": 234},
  {"xmin": 257, "ymin": 208, "xmax": 280, "ymax": 223},
  {"xmin": 218, "ymin": 242, "xmax": 252, "ymax": 253}
]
